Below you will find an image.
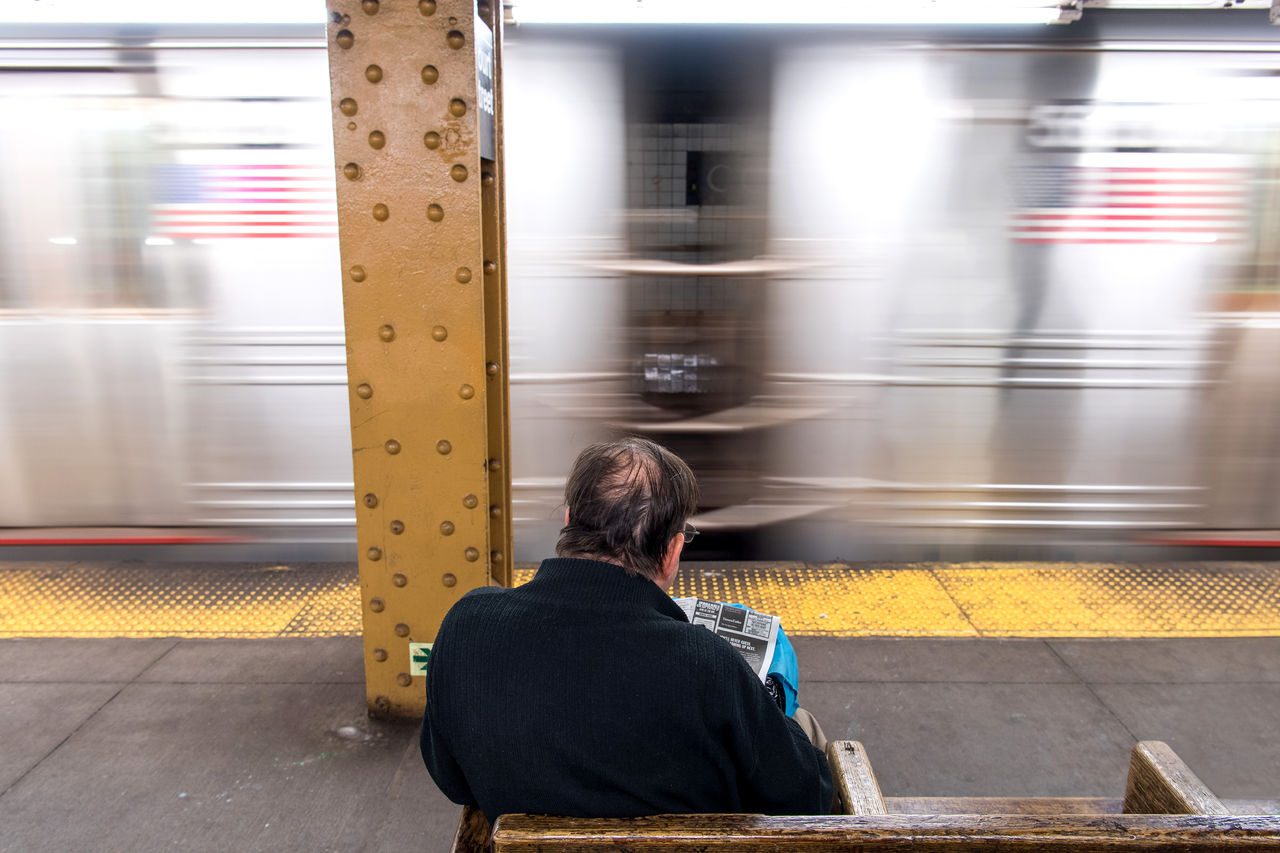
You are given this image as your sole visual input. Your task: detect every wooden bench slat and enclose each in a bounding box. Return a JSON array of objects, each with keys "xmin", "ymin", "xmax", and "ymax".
[
  {"xmin": 451, "ymin": 804, "xmax": 494, "ymax": 853},
  {"xmin": 1123, "ymin": 741, "xmax": 1230, "ymax": 815},
  {"xmin": 1228, "ymin": 800, "xmax": 1280, "ymax": 816},
  {"xmin": 492, "ymin": 813, "xmax": 1280, "ymax": 851},
  {"xmin": 826, "ymin": 740, "xmax": 887, "ymax": 815},
  {"xmin": 885, "ymin": 797, "xmax": 1125, "ymax": 815},
  {"xmin": 462, "ymin": 737, "xmax": 1279, "ymax": 849},
  {"xmin": 886, "ymin": 797, "xmax": 1280, "ymax": 816}
]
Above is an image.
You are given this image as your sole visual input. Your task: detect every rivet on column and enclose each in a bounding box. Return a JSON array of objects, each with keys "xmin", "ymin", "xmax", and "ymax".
[
  {"xmin": 363, "ymin": 493, "xmax": 378, "ymax": 508},
  {"xmin": 349, "ymin": 265, "xmax": 366, "ymax": 282},
  {"xmin": 458, "ymin": 384, "xmax": 474, "ymax": 400},
  {"xmin": 491, "ymin": 551, "xmax": 504, "ymax": 565},
  {"xmin": 464, "ymin": 548, "xmax": 479, "ymax": 562},
  {"xmin": 450, "ymin": 164, "xmax": 468, "ymax": 183},
  {"xmin": 394, "ymin": 623, "xmax": 410, "ymax": 637},
  {"xmin": 455, "ymin": 266, "xmax": 471, "ymax": 283},
  {"xmin": 449, "ymin": 98, "xmax": 466, "ymax": 117},
  {"xmin": 397, "ymin": 673, "xmax": 412, "ymax": 687},
  {"xmin": 374, "ymin": 695, "xmax": 390, "ymax": 712},
  {"xmin": 486, "ymin": 361, "xmax": 499, "ymax": 376},
  {"xmin": 356, "ymin": 383, "xmax": 373, "ymax": 399},
  {"xmin": 373, "ymin": 648, "xmax": 388, "ymax": 662},
  {"xmin": 365, "ymin": 65, "xmax": 383, "ymax": 83},
  {"xmin": 422, "ymin": 65, "xmax": 439, "ymax": 84},
  {"xmin": 369, "ymin": 130, "xmax": 386, "ymax": 149},
  {"xmin": 362, "ymin": 0, "xmax": 379, "ymax": 14},
  {"xmin": 385, "ymin": 439, "xmax": 402, "ymax": 455},
  {"xmin": 463, "ymin": 494, "xmax": 478, "ymax": 509},
  {"xmin": 484, "ymin": 260, "xmax": 496, "ymax": 275},
  {"xmin": 343, "ymin": 163, "xmax": 361, "ymax": 180},
  {"xmin": 336, "ymin": 29, "xmax": 355, "ymax": 49},
  {"xmin": 447, "ymin": 30, "xmax": 465, "ymax": 49},
  {"xmin": 339, "ymin": 98, "xmax": 358, "ymax": 116},
  {"xmin": 392, "ymin": 573, "xmax": 408, "ymax": 587},
  {"xmin": 424, "ymin": 131, "xmax": 441, "ymax": 149},
  {"xmin": 378, "ymin": 324, "xmax": 395, "ymax": 341},
  {"xmin": 427, "ymin": 204, "xmax": 444, "ymax": 222},
  {"xmin": 367, "ymin": 546, "xmax": 382, "ymax": 561},
  {"xmin": 490, "ymin": 505, "xmax": 502, "ymax": 519},
  {"xmin": 372, "ymin": 203, "xmax": 389, "ymax": 221},
  {"xmin": 419, "ymin": 0, "xmax": 437, "ymax": 16},
  {"xmin": 440, "ymin": 520, "xmax": 455, "ymax": 535},
  {"xmin": 370, "ymin": 597, "xmax": 385, "ymax": 612},
  {"xmin": 436, "ymin": 440, "xmax": 452, "ymax": 455},
  {"xmin": 390, "ymin": 520, "xmax": 405, "ymax": 535},
  {"xmin": 488, "ymin": 457, "xmax": 502, "ymax": 473},
  {"xmin": 442, "ymin": 573, "xmax": 457, "ymax": 587},
  {"xmin": 432, "ymin": 326, "xmax": 447, "ymax": 341}
]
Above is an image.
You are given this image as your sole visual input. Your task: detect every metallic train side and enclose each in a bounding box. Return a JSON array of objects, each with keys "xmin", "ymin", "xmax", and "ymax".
[{"xmin": 2, "ymin": 12, "xmax": 1279, "ymax": 560}]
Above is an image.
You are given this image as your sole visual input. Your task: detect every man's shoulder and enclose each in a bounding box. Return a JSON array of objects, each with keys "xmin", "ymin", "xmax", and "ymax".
[
  {"xmin": 445, "ymin": 585, "xmax": 506, "ymax": 615},
  {"xmin": 460, "ymin": 585, "xmax": 505, "ymax": 602},
  {"xmin": 654, "ymin": 611, "xmax": 760, "ymax": 672}
]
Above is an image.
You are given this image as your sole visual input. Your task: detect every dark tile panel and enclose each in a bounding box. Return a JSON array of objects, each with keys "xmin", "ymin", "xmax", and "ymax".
[
  {"xmin": 802, "ymin": 682, "xmax": 1135, "ymax": 798},
  {"xmin": 1092, "ymin": 682, "xmax": 1280, "ymax": 800},
  {"xmin": 1051, "ymin": 638, "xmax": 1280, "ymax": 684},
  {"xmin": 0, "ymin": 638, "xmax": 175, "ymax": 682},
  {"xmin": 794, "ymin": 638, "xmax": 1075, "ymax": 684},
  {"xmin": 366, "ymin": 739, "xmax": 468, "ymax": 853},
  {"xmin": 137, "ymin": 638, "xmax": 365, "ymax": 684},
  {"xmin": 0, "ymin": 682, "xmax": 421, "ymax": 853},
  {"xmin": 0, "ymin": 683, "xmax": 123, "ymax": 792}
]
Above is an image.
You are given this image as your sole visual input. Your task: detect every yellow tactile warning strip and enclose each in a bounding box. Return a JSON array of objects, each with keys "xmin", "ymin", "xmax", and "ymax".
[
  {"xmin": 2, "ymin": 560, "xmax": 1280, "ymax": 639},
  {"xmin": 0, "ymin": 562, "xmax": 361, "ymax": 639},
  {"xmin": 523, "ymin": 561, "xmax": 1280, "ymax": 638},
  {"xmin": 933, "ymin": 562, "xmax": 1280, "ymax": 638}
]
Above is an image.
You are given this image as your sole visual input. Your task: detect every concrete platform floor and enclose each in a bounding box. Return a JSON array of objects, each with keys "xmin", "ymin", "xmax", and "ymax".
[{"xmin": 2, "ymin": 635, "xmax": 1277, "ymax": 852}]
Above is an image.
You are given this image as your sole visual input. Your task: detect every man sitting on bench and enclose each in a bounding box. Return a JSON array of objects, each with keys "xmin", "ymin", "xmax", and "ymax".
[{"xmin": 420, "ymin": 437, "xmax": 833, "ymax": 825}]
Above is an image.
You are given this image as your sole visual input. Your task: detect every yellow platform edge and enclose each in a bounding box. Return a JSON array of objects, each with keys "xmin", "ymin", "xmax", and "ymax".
[{"xmin": 2, "ymin": 561, "xmax": 1279, "ymax": 639}]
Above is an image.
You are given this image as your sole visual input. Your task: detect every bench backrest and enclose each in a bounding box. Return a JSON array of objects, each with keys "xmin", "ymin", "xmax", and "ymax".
[
  {"xmin": 454, "ymin": 741, "xmax": 1279, "ymax": 853},
  {"xmin": 492, "ymin": 813, "xmax": 1280, "ymax": 851}
]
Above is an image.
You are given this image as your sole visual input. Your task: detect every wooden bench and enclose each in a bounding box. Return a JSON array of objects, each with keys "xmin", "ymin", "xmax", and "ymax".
[{"xmin": 451, "ymin": 740, "xmax": 1280, "ymax": 852}]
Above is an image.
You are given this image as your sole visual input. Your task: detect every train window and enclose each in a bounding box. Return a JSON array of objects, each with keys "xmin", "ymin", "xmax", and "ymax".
[{"xmin": 623, "ymin": 34, "xmax": 771, "ymax": 413}]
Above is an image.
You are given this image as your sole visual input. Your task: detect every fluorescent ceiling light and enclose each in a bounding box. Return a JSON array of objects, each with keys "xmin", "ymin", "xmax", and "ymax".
[
  {"xmin": 48, "ymin": 236, "xmax": 78, "ymax": 245},
  {"xmin": 1083, "ymin": 0, "xmax": 1269, "ymax": 6},
  {"xmin": 512, "ymin": 0, "xmax": 1071, "ymax": 25},
  {"xmin": 0, "ymin": 0, "xmax": 327, "ymax": 25}
]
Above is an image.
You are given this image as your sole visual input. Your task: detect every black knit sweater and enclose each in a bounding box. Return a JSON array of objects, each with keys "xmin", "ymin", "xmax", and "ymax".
[{"xmin": 420, "ymin": 557, "xmax": 832, "ymax": 824}]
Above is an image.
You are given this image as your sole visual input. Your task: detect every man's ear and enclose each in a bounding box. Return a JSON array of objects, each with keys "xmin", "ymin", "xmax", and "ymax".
[
  {"xmin": 655, "ymin": 532, "xmax": 684, "ymax": 591},
  {"xmin": 564, "ymin": 507, "xmax": 570, "ymax": 527}
]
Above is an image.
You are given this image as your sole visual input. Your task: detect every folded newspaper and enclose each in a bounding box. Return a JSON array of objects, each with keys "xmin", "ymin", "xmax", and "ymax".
[{"xmin": 672, "ymin": 598, "xmax": 779, "ymax": 683}]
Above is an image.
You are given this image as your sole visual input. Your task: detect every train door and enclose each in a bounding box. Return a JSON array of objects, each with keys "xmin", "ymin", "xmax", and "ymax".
[
  {"xmin": 615, "ymin": 33, "xmax": 776, "ymax": 557},
  {"xmin": 0, "ymin": 41, "xmax": 191, "ymax": 528}
]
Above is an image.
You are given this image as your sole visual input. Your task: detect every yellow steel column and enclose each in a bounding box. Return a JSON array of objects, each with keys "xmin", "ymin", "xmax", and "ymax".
[{"xmin": 326, "ymin": 0, "xmax": 511, "ymax": 718}]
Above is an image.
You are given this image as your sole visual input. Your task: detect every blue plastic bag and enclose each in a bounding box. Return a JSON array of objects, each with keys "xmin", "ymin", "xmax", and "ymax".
[{"xmin": 725, "ymin": 603, "xmax": 799, "ymax": 717}]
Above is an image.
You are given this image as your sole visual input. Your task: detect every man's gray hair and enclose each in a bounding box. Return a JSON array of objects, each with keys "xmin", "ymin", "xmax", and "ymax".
[{"xmin": 556, "ymin": 437, "xmax": 699, "ymax": 579}]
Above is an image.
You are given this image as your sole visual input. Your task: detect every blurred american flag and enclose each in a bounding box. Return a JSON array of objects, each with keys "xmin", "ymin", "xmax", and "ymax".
[
  {"xmin": 152, "ymin": 163, "xmax": 338, "ymax": 240},
  {"xmin": 1013, "ymin": 162, "xmax": 1249, "ymax": 245}
]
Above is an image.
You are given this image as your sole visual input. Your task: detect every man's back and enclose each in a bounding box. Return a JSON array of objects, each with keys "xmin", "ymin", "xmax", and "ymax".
[{"xmin": 421, "ymin": 557, "xmax": 832, "ymax": 824}]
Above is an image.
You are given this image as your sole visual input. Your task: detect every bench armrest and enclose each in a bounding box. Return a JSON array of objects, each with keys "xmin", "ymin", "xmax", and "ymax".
[
  {"xmin": 1123, "ymin": 741, "xmax": 1229, "ymax": 815},
  {"xmin": 451, "ymin": 804, "xmax": 494, "ymax": 853},
  {"xmin": 826, "ymin": 740, "xmax": 887, "ymax": 815}
]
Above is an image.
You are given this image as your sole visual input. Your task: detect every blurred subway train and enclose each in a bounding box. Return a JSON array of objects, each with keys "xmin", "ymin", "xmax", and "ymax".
[{"xmin": 4, "ymin": 8, "xmax": 1280, "ymax": 561}]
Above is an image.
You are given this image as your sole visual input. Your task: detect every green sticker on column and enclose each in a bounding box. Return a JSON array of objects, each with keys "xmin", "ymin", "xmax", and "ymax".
[{"xmin": 409, "ymin": 641, "xmax": 432, "ymax": 675}]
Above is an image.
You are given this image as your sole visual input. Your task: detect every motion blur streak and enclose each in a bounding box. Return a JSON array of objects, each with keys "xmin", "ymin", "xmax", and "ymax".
[{"xmin": 3, "ymin": 11, "xmax": 1280, "ymax": 562}]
